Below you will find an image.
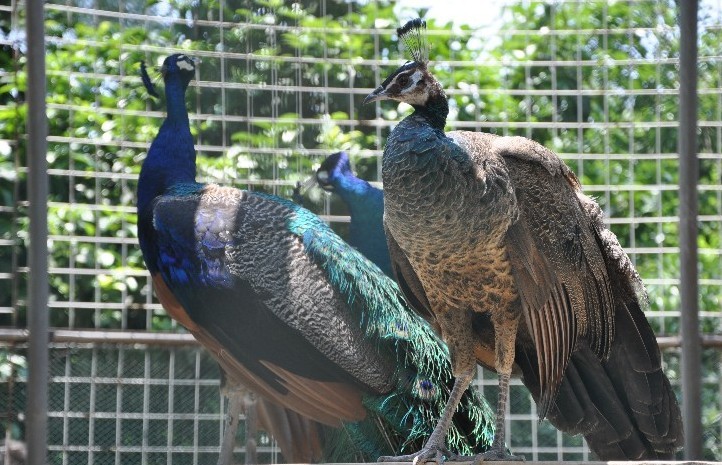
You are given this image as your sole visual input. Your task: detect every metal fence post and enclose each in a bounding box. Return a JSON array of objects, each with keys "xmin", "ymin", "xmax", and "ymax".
[
  {"xmin": 678, "ymin": 0, "xmax": 702, "ymax": 459},
  {"xmin": 25, "ymin": 0, "xmax": 49, "ymax": 462}
]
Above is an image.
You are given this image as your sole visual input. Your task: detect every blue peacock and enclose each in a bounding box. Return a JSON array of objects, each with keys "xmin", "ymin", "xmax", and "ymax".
[
  {"xmin": 136, "ymin": 54, "xmax": 494, "ymax": 463},
  {"xmin": 316, "ymin": 151, "xmax": 392, "ymax": 277}
]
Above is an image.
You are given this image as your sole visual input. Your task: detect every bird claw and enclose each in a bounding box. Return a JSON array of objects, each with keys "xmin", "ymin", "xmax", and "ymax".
[
  {"xmin": 472, "ymin": 447, "xmax": 524, "ymax": 462},
  {"xmin": 378, "ymin": 444, "xmax": 456, "ymax": 464}
]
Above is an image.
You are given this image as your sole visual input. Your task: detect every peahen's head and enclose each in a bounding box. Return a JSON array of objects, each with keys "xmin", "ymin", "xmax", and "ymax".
[
  {"xmin": 316, "ymin": 151, "xmax": 353, "ymax": 192},
  {"xmin": 363, "ymin": 60, "xmax": 443, "ymax": 108},
  {"xmin": 363, "ymin": 19, "xmax": 447, "ymax": 128}
]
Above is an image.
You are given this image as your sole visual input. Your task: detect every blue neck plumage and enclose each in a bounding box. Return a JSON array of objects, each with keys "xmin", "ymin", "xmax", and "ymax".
[
  {"xmin": 335, "ymin": 174, "xmax": 378, "ymax": 206},
  {"xmin": 335, "ymin": 175, "xmax": 392, "ymax": 275},
  {"xmin": 137, "ymin": 76, "xmax": 197, "ymax": 215},
  {"xmin": 342, "ymin": 180, "xmax": 384, "ymax": 231}
]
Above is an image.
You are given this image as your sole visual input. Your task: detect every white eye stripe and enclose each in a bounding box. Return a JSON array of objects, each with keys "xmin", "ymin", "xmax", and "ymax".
[
  {"xmin": 397, "ymin": 70, "xmax": 429, "ymax": 105},
  {"xmin": 177, "ymin": 59, "xmax": 195, "ymax": 71}
]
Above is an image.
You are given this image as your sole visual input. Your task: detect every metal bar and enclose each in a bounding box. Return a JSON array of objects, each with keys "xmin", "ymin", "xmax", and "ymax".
[
  {"xmin": 38, "ymin": 2, "xmax": 693, "ymax": 39},
  {"xmin": 678, "ymin": 0, "xmax": 702, "ymax": 459},
  {"xmin": 658, "ymin": 335, "xmax": 722, "ymax": 349},
  {"xmin": 0, "ymin": 328, "xmax": 197, "ymax": 345},
  {"xmin": 25, "ymin": 0, "xmax": 49, "ymax": 462},
  {"xmin": 2, "ymin": 328, "xmax": 722, "ymax": 349}
]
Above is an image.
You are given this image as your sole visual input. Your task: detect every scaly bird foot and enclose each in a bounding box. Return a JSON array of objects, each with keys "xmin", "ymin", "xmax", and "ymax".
[
  {"xmin": 378, "ymin": 443, "xmax": 457, "ymax": 464},
  {"xmin": 472, "ymin": 447, "xmax": 524, "ymax": 462}
]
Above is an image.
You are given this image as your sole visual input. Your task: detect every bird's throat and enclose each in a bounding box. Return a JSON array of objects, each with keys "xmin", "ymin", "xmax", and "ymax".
[{"xmin": 413, "ymin": 93, "xmax": 448, "ymax": 130}]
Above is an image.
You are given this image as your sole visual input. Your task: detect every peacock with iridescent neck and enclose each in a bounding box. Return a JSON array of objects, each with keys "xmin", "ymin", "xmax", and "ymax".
[
  {"xmin": 137, "ymin": 53, "xmax": 325, "ymax": 464},
  {"xmin": 316, "ymin": 151, "xmax": 392, "ymax": 277},
  {"xmin": 136, "ymin": 53, "xmax": 495, "ymax": 463},
  {"xmin": 365, "ymin": 19, "xmax": 683, "ymax": 462}
]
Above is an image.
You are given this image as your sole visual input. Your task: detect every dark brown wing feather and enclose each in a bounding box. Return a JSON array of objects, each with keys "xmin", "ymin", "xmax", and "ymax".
[
  {"xmin": 497, "ymin": 137, "xmax": 616, "ymax": 418},
  {"xmin": 506, "ymin": 219, "xmax": 577, "ymax": 418},
  {"xmin": 497, "ymin": 137, "xmax": 681, "ymax": 458}
]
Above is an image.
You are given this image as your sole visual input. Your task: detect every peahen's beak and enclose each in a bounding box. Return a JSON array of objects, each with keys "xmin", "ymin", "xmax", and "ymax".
[{"xmin": 363, "ymin": 86, "xmax": 388, "ymax": 105}]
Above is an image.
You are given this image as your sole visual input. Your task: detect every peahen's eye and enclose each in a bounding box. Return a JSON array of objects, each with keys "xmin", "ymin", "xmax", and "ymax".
[{"xmin": 397, "ymin": 75, "xmax": 410, "ymax": 87}]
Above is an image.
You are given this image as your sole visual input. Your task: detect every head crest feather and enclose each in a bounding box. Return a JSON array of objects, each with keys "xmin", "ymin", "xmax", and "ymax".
[
  {"xmin": 397, "ymin": 19, "xmax": 428, "ymax": 65},
  {"xmin": 140, "ymin": 61, "xmax": 160, "ymax": 99}
]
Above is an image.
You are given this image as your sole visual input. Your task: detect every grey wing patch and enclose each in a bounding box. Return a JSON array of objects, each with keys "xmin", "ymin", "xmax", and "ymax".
[
  {"xmin": 446, "ymin": 131, "xmax": 497, "ymax": 159},
  {"xmin": 267, "ymin": 253, "xmax": 396, "ymax": 393}
]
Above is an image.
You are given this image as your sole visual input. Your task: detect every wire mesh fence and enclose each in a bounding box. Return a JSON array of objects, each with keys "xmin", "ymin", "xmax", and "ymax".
[
  {"xmin": 3, "ymin": 342, "xmax": 281, "ymax": 464},
  {"xmin": 1, "ymin": 0, "xmax": 721, "ymax": 463}
]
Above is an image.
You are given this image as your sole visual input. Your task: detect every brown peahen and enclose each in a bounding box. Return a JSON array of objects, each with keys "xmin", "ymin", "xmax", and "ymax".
[{"xmin": 364, "ymin": 19, "xmax": 683, "ymax": 462}]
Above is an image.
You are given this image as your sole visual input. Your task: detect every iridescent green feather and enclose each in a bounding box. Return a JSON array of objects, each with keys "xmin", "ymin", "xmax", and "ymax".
[{"xmin": 256, "ymin": 192, "xmax": 495, "ymax": 456}]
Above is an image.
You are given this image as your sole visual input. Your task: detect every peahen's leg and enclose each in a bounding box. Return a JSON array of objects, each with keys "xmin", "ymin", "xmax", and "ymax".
[
  {"xmin": 379, "ymin": 309, "xmax": 478, "ymax": 464},
  {"xmin": 492, "ymin": 372, "xmax": 511, "ymax": 452},
  {"xmin": 472, "ymin": 371, "xmax": 524, "ymax": 462},
  {"xmin": 473, "ymin": 311, "xmax": 523, "ymax": 462},
  {"xmin": 378, "ymin": 368, "xmax": 476, "ymax": 464}
]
